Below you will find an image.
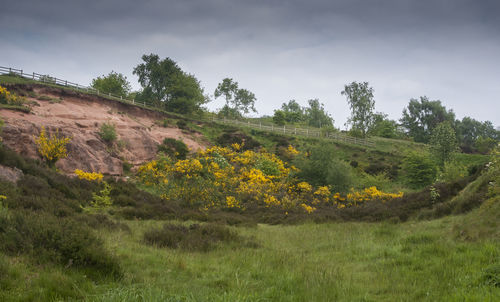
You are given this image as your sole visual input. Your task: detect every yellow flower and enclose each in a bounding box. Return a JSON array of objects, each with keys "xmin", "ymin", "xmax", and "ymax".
[{"xmin": 74, "ymin": 169, "xmax": 103, "ymax": 182}]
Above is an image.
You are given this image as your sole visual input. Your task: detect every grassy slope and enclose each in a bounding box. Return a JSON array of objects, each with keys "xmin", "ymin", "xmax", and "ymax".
[{"xmin": 80, "ymin": 212, "xmax": 499, "ymax": 302}]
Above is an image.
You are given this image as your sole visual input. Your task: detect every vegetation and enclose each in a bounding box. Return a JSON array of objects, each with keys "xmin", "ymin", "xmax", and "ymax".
[
  {"xmin": 214, "ymin": 77, "xmax": 257, "ymax": 118},
  {"xmin": 157, "ymin": 138, "xmax": 189, "ymax": 160},
  {"xmin": 430, "ymin": 122, "xmax": 458, "ymax": 166},
  {"xmin": 34, "ymin": 126, "xmax": 71, "ymax": 167},
  {"xmin": 133, "ymin": 53, "xmax": 208, "ymax": 114},
  {"xmin": 342, "ymin": 81, "xmax": 375, "ymax": 137},
  {"xmin": 98, "ymin": 122, "xmax": 117, "ymax": 142},
  {"xmin": 400, "ymin": 96, "xmax": 455, "ymax": 143},
  {"xmin": 91, "ymin": 71, "xmax": 132, "ymax": 97}
]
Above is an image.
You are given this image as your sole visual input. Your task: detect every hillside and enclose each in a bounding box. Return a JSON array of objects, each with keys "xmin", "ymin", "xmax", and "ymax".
[
  {"xmin": 0, "ymin": 78, "xmax": 498, "ymax": 301},
  {"xmin": 0, "ymin": 83, "xmax": 207, "ymax": 175}
]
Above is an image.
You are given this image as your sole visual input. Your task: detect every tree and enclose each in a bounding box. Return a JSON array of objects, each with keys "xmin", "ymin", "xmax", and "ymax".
[
  {"xmin": 456, "ymin": 117, "xmax": 499, "ymax": 153},
  {"xmin": 281, "ymin": 100, "xmax": 304, "ymax": 123},
  {"xmin": 133, "ymin": 54, "xmax": 207, "ymax": 114},
  {"xmin": 214, "ymin": 78, "xmax": 256, "ymax": 118},
  {"xmin": 273, "ymin": 110, "xmax": 286, "ymax": 126},
  {"xmin": 430, "ymin": 122, "xmax": 458, "ymax": 166},
  {"xmin": 341, "ymin": 82, "xmax": 375, "ymax": 137},
  {"xmin": 368, "ymin": 112, "xmax": 400, "ymax": 138},
  {"xmin": 400, "ymin": 96, "xmax": 455, "ymax": 143},
  {"xmin": 91, "ymin": 71, "xmax": 131, "ymax": 97},
  {"xmin": 304, "ymin": 99, "xmax": 333, "ymax": 128},
  {"xmin": 402, "ymin": 152, "xmax": 437, "ymax": 189}
]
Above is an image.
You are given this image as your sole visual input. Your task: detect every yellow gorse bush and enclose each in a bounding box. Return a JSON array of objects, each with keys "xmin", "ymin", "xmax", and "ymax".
[
  {"xmin": 136, "ymin": 144, "xmax": 404, "ymax": 214},
  {"xmin": 34, "ymin": 126, "xmax": 71, "ymax": 167},
  {"xmin": 0, "ymin": 85, "xmax": 24, "ymax": 105},
  {"xmin": 74, "ymin": 169, "xmax": 103, "ymax": 182}
]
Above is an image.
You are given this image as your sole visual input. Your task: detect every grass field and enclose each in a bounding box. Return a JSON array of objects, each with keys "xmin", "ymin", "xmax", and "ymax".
[{"xmin": 75, "ymin": 212, "xmax": 497, "ymax": 302}]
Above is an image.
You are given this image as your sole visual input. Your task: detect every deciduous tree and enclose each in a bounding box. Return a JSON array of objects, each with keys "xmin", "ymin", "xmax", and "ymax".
[{"xmin": 341, "ymin": 82, "xmax": 375, "ymax": 137}]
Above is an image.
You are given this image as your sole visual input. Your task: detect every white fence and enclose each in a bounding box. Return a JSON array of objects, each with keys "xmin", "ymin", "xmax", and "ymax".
[
  {"xmin": 1, "ymin": 65, "xmax": 375, "ymax": 147},
  {"xmin": 213, "ymin": 118, "xmax": 375, "ymax": 147}
]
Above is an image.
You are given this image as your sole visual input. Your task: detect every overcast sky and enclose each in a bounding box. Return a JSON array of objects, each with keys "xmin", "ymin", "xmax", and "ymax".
[{"xmin": 1, "ymin": 0, "xmax": 499, "ymax": 128}]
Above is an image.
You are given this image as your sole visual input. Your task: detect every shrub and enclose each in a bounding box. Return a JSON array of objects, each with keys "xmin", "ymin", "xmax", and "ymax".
[
  {"xmin": 143, "ymin": 223, "xmax": 239, "ymax": 252},
  {"xmin": 0, "ymin": 211, "xmax": 121, "ymax": 278},
  {"xmin": 294, "ymin": 143, "xmax": 353, "ymax": 193},
  {"xmin": 402, "ymin": 152, "xmax": 437, "ymax": 189},
  {"xmin": 34, "ymin": 127, "xmax": 71, "ymax": 167},
  {"xmin": 176, "ymin": 120, "xmax": 188, "ymax": 130},
  {"xmin": 98, "ymin": 122, "xmax": 117, "ymax": 142},
  {"xmin": 157, "ymin": 138, "xmax": 189, "ymax": 160}
]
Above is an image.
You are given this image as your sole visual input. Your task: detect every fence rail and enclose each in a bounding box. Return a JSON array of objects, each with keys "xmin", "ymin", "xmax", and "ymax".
[
  {"xmin": 0, "ymin": 65, "xmax": 375, "ymax": 147},
  {"xmin": 212, "ymin": 117, "xmax": 375, "ymax": 147}
]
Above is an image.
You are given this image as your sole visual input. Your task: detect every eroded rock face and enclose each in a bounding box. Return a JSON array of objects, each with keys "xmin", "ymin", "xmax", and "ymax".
[{"xmin": 0, "ymin": 85, "xmax": 208, "ymax": 175}]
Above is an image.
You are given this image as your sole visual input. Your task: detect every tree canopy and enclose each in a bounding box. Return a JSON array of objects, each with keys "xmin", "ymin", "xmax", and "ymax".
[
  {"xmin": 91, "ymin": 71, "xmax": 131, "ymax": 97},
  {"xmin": 214, "ymin": 78, "xmax": 256, "ymax": 118},
  {"xmin": 400, "ymin": 96, "xmax": 455, "ymax": 143},
  {"xmin": 430, "ymin": 122, "xmax": 458, "ymax": 166},
  {"xmin": 133, "ymin": 54, "xmax": 207, "ymax": 114},
  {"xmin": 305, "ymin": 99, "xmax": 334, "ymax": 128},
  {"xmin": 341, "ymin": 82, "xmax": 375, "ymax": 137}
]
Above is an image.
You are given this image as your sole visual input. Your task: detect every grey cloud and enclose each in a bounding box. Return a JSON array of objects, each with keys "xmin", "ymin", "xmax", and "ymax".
[{"xmin": 1, "ymin": 0, "xmax": 499, "ymax": 126}]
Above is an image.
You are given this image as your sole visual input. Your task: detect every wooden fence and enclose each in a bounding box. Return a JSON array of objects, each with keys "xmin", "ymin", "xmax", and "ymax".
[
  {"xmin": 212, "ymin": 117, "xmax": 375, "ymax": 147},
  {"xmin": 0, "ymin": 65, "xmax": 375, "ymax": 147}
]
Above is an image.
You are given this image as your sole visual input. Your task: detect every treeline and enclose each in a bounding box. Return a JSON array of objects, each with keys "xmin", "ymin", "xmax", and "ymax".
[{"xmin": 90, "ymin": 55, "xmax": 498, "ymax": 154}]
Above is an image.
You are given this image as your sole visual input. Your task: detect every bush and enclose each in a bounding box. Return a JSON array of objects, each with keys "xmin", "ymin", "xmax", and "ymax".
[
  {"xmin": 157, "ymin": 138, "xmax": 189, "ymax": 160},
  {"xmin": 143, "ymin": 223, "xmax": 239, "ymax": 252},
  {"xmin": 402, "ymin": 152, "xmax": 437, "ymax": 189},
  {"xmin": 294, "ymin": 143, "xmax": 354, "ymax": 193},
  {"xmin": 34, "ymin": 127, "xmax": 71, "ymax": 167},
  {"xmin": 0, "ymin": 211, "xmax": 121, "ymax": 278},
  {"xmin": 98, "ymin": 122, "xmax": 117, "ymax": 142}
]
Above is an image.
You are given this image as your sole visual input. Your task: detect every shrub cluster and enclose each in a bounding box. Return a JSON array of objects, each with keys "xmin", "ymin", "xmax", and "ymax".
[
  {"xmin": 137, "ymin": 144, "xmax": 403, "ymax": 215},
  {"xmin": 157, "ymin": 138, "xmax": 189, "ymax": 160},
  {"xmin": 143, "ymin": 223, "xmax": 239, "ymax": 252},
  {"xmin": 98, "ymin": 122, "xmax": 117, "ymax": 142}
]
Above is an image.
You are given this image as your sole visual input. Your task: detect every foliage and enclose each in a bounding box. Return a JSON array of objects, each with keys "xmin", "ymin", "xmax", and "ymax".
[
  {"xmin": 437, "ymin": 160, "xmax": 468, "ymax": 183},
  {"xmin": 368, "ymin": 112, "xmax": 401, "ymax": 138},
  {"xmin": 341, "ymin": 81, "xmax": 375, "ymax": 137},
  {"xmin": 280, "ymin": 99, "xmax": 305, "ymax": 123},
  {"xmin": 91, "ymin": 71, "xmax": 131, "ymax": 97},
  {"xmin": 34, "ymin": 126, "xmax": 71, "ymax": 167},
  {"xmin": 402, "ymin": 152, "xmax": 437, "ymax": 188},
  {"xmin": 143, "ymin": 223, "xmax": 240, "ymax": 252},
  {"xmin": 99, "ymin": 122, "xmax": 117, "ymax": 142},
  {"xmin": 214, "ymin": 78, "xmax": 256, "ymax": 118},
  {"xmin": 74, "ymin": 169, "xmax": 104, "ymax": 182},
  {"xmin": 304, "ymin": 99, "xmax": 333, "ymax": 128},
  {"xmin": 157, "ymin": 138, "xmax": 189, "ymax": 160},
  {"xmin": 293, "ymin": 143, "xmax": 353, "ymax": 193},
  {"xmin": 133, "ymin": 53, "xmax": 208, "ymax": 114},
  {"xmin": 456, "ymin": 117, "xmax": 499, "ymax": 153},
  {"xmin": 0, "ymin": 86, "xmax": 24, "ymax": 105},
  {"xmin": 272, "ymin": 110, "xmax": 286, "ymax": 126},
  {"xmin": 83, "ymin": 182, "xmax": 113, "ymax": 213},
  {"xmin": 475, "ymin": 136, "xmax": 498, "ymax": 154},
  {"xmin": 400, "ymin": 96, "xmax": 455, "ymax": 143},
  {"xmin": 430, "ymin": 122, "xmax": 458, "ymax": 166}
]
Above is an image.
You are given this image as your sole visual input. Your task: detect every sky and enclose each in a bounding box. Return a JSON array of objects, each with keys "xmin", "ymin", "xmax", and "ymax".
[{"xmin": 1, "ymin": 0, "xmax": 499, "ymax": 128}]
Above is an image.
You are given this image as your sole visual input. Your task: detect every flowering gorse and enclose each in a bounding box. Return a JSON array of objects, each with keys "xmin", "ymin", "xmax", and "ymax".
[
  {"xmin": 0, "ymin": 85, "xmax": 24, "ymax": 106},
  {"xmin": 74, "ymin": 169, "xmax": 104, "ymax": 182},
  {"xmin": 136, "ymin": 143, "xmax": 404, "ymax": 214},
  {"xmin": 34, "ymin": 126, "xmax": 71, "ymax": 167}
]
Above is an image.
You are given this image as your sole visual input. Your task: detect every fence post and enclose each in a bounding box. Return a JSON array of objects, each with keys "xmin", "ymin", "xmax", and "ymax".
[
  {"xmin": 65, "ymin": 80, "xmax": 68, "ymax": 86},
  {"xmin": 307, "ymin": 129, "xmax": 309, "ymax": 136},
  {"xmin": 260, "ymin": 122, "xmax": 262, "ymax": 129},
  {"xmin": 271, "ymin": 124, "xmax": 274, "ymax": 131},
  {"xmin": 283, "ymin": 125, "xmax": 286, "ymax": 134},
  {"xmin": 20, "ymin": 70, "xmax": 23, "ymax": 76},
  {"xmin": 32, "ymin": 72, "xmax": 35, "ymax": 80}
]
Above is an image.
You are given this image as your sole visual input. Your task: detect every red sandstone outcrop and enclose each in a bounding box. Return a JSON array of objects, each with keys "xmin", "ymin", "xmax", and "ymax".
[{"xmin": 0, "ymin": 85, "xmax": 208, "ymax": 175}]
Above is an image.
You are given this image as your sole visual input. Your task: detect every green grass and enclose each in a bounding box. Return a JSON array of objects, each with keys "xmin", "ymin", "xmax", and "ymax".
[{"xmin": 45, "ymin": 213, "xmax": 488, "ymax": 301}]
